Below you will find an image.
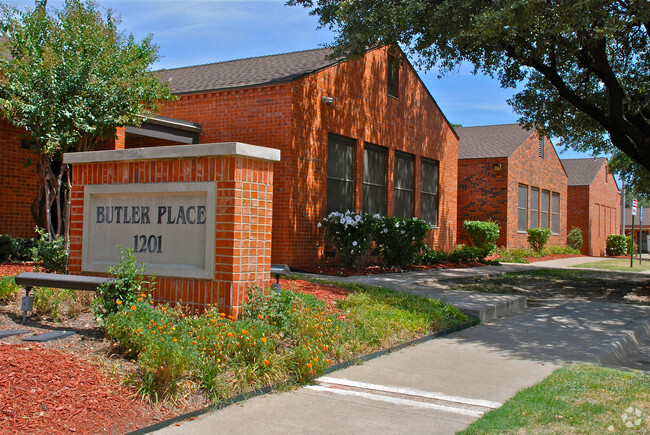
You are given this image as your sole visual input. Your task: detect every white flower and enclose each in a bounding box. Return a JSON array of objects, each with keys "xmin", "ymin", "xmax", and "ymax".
[
  {"xmin": 395, "ymin": 222, "xmax": 399, "ymax": 227},
  {"xmin": 352, "ymin": 241, "xmax": 358, "ymax": 246},
  {"xmin": 317, "ymin": 222, "xmax": 322, "ymax": 228},
  {"xmin": 401, "ymin": 230, "xmax": 405, "ymax": 234},
  {"xmin": 383, "ymin": 228, "xmax": 388, "ymax": 233}
]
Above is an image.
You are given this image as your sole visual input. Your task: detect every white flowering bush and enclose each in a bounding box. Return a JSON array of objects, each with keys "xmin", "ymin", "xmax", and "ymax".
[
  {"xmin": 374, "ymin": 216, "xmax": 431, "ymax": 266},
  {"xmin": 318, "ymin": 211, "xmax": 376, "ymax": 266}
]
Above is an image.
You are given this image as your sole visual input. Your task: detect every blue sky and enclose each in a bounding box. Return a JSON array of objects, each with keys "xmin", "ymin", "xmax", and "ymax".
[{"xmin": 10, "ymin": 0, "xmax": 595, "ymax": 160}]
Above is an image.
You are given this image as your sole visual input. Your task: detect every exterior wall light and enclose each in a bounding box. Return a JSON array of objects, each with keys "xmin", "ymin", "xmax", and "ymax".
[
  {"xmin": 322, "ymin": 96, "xmax": 333, "ymax": 105},
  {"xmin": 493, "ymin": 163, "xmax": 502, "ymax": 172}
]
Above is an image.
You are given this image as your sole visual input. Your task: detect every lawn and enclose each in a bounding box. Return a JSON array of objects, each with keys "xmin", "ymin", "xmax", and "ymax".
[
  {"xmin": 460, "ymin": 364, "xmax": 650, "ymax": 434},
  {"xmin": 573, "ymin": 258, "xmax": 650, "ymax": 272}
]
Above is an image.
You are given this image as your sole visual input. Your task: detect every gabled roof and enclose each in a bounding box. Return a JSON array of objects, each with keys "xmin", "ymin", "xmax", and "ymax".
[
  {"xmin": 562, "ymin": 157, "xmax": 608, "ymax": 186},
  {"xmin": 456, "ymin": 124, "xmax": 534, "ymax": 159},
  {"xmin": 157, "ymin": 48, "xmax": 341, "ymax": 94}
]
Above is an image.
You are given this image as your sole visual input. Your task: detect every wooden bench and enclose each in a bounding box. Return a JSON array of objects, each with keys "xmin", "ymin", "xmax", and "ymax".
[{"xmin": 14, "ymin": 272, "xmax": 115, "ymax": 323}]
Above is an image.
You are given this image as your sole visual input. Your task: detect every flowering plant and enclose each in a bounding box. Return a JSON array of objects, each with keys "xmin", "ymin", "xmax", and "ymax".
[
  {"xmin": 374, "ymin": 216, "xmax": 431, "ymax": 266},
  {"xmin": 318, "ymin": 211, "xmax": 377, "ymax": 266}
]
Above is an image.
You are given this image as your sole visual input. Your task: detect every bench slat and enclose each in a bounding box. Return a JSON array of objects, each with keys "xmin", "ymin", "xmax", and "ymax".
[{"xmin": 15, "ymin": 272, "xmax": 113, "ymax": 291}]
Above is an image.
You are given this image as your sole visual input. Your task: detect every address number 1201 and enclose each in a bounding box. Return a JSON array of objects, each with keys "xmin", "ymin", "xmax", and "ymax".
[{"xmin": 133, "ymin": 235, "xmax": 162, "ymax": 254}]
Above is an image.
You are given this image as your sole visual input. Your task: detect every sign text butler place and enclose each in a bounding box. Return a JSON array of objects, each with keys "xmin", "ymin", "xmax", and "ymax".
[{"xmin": 82, "ymin": 182, "xmax": 217, "ymax": 279}]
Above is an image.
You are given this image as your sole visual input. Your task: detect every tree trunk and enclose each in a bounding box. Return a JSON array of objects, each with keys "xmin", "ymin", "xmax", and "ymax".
[{"xmin": 30, "ymin": 154, "xmax": 70, "ymax": 245}]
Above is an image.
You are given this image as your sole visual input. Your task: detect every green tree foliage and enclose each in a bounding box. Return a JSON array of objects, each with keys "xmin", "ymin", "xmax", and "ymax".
[
  {"xmin": 609, "ymin": 151, "xmax": 650, "ymax": 204},
  {"xmin": 0, "ymin": 0, "xmax": 172, "ymax": 237},
  {"xmin": 289, "ymin": 0, "xmax": 650, "ymax": 172}
]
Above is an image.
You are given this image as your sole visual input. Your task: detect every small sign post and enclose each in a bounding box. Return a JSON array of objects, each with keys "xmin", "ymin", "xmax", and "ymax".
[{"xmin": 631, "ymin": 199, "xmax": 637, "ymax": 268}]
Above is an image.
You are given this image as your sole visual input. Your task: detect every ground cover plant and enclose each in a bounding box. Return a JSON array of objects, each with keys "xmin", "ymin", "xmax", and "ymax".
[
  {"xmin": 493, "ymin": 245, "xmax": 580, "ymax": 263},
  {"xmin": 104, "ymin": 278, "xmax": 469, "ymax": 402},
  {"xmin": 460, "ymin": 364, "xmax": 650, "ymax": 434}
]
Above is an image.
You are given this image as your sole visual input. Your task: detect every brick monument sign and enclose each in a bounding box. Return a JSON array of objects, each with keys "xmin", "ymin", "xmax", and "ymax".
[{"xmin": 63, "ymin": 142, "xmax": 280, "ymax": 316}]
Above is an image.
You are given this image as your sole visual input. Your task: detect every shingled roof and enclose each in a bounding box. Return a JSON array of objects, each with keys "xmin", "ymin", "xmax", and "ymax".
[
  {"xmin": 456, "ymin": 124, "xmax": 534, "ymax": 159},
  {"xmin": 157, "ymin": 47, "xmax": 341, "ymax": 94},
  {"xmin": 562, "ymin": 157, "xmax": 608, "ymax": 186}
]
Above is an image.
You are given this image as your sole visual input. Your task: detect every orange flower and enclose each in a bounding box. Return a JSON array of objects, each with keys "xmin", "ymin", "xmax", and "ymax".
[
  {"xmin": 220, "ymin": 313, "xmax": 226, "ymax": 317},
  {"xmin": 116, "ymin": 300, "xmax": 123, "ymax": 305},
  {"xmin": 227, "ymin": 332, "xmax": 233, "ymax": 337},
  {"xmin": 257, "ymin": 314, "xmax": 262, "ymax": 319},
  {"xmin": 261, "ymin": 337, "xmax": 267, "ymax": 343},
  {"xmin": 306, "ymin": 363, "xmax": 312, "ymax": 368},
  {"xmin": 241, "ymin": 329, "xmax": 247, "ymax": 335},
  {"xmin": 313, "ymin": 357, "xmax": 318, "ymax": 362},
  {"xmin": 173, "ymin": 338, "xmax": 178, "ymax": 343},
  {"xmin": 263, "ymin": 360, "xmax": 270, "ymax": 366},
  {"xmin": 131, "ymin": 305, "xmax": 137, "ymax": 311},
  {"xmin": 192, "ymin": 340, "xmax": 197, "ymax": 345}
]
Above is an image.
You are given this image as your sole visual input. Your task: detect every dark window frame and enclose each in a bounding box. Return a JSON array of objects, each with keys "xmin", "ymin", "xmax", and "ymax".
[
  {"xmin": 326, "ymin": 133, "xmax": 356, "ymax": 215},
  {"xmin": 363, "ymin": 143, "xmax": 387, "ymax": 216},
  {"xmin": 541, "ymin": 189, "xmax": 550, "ymax": 229},
  {"xmin": 530, "ymin": 187, "xmax": 539, "ymax": 228},
  {"xmin": 518, "ymin": 184, "xmax": 528, "ymax": 233},
  {"xmin": 551, "ymin": 192, "xmax": 560, "ymax": 234},
  {"xmin": 387, "ymin": 54, "xmax": 399, "ymax": 98},
  {"xmin": 420, "ymin": 158, "xmax": 439, "ymax": 226},
  {"xmin": 393, "ymin": 151, "xmax": 414, "ymax": 218}
]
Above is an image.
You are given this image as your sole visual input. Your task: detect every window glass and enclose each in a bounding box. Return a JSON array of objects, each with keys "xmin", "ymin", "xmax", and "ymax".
[
  {"xmin": 552, "ymin": 192, "xmax": 560, "ymax": 234},
  {"xmin": 518, "ymin": 184, "xmax": 528, "ymax": 232},
  {"xmin": 387, "ymin": 55, "xmax": 399, "ymax": 98},
  {"xmin": 327, "ymin": 133, "xmax": 355, "ymax": 214},
  {"xmin": 541, "ymin": 190, "xmax": 550, "ymax": 228},
  {"xmin": 363, "ymin": 143, "xmax": 387, "ymax": 216},
  {"xmin": 530, "ymin": 187, "xmax": 539, "ymax": 228},
  {"xmin": 421, "ymin": 158, "xmax": 439, "ymax": 225},
  {"xmin": 394, "ymin": 152, "xmax": 414, "ymax": 217}
]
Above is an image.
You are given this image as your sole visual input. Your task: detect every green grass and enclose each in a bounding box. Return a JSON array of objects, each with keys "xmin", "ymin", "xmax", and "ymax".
[
  {"xmin": 494, "ymin": 245, "xmax": 580, "ymax": 263},
  {"xmin": 573, "ymin": 258, "xmax": 650, "ymax": 272},
  {"xmin": 460, "ymin": 364, "xmax": 650, "ymax": 434}
]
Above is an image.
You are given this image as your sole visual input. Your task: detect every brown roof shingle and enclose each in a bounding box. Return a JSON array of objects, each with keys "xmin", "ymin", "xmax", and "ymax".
[
  {"xmin": 456, "ymin": 124, "xmax": 534, "ymax": 159},
  {"xmin": 561, "ymin": 157, "xmax": 608, "ymax": 186},
  {"xmin": 157, "ymin": 47, "xmax": 341, "ymax": 94}
]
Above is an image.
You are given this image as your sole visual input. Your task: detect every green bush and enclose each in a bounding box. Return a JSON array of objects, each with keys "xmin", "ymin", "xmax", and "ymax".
[
  {"xmin": 94, "ymin": 246, "xmax": 154, "ymax": 324},
  {"xmin": 319, "ymin": 211, "xmax": 377, "ymax": 266},
  {"xmin": 627, "ymin": 236, "xmax": 638, "ymax": 255},
  {"xmin": 13, "ymin": 237, "xmax": 37, "ymax": 261},
  {"xmin": 0, "ymin": 235, "xmax": 12, "ymax": 262},
  {"xmin": 32, "ymin": 227, "xmax": 68, "ymax": 273},
  {"xmin": 606, "ymin": 235, "xmax": 628, "ymax": 256},
  {"xmin": 417, "ymin": 248, "xmax": 449, "ymax": 265},
  {"xmin": 374, "ymin": 216, "xmax": 431, "ymax": 266},
  {"xmin": 463, "ymin": 220, "xmax": 500, "ymax": 253},
  {"xmin": 447, "ymin": 245, "xmax": 492, "ymax": 263},
  {"xmin": 567, "ymin": 227, "xmax": 583, "ymax": 251},
  {"xmin": 527, "ymin": 227, "xmax": 551, "ymax": 253},
  {"xmin": 0, "ymin": 276, "xmax": 20, "ymax": 301},
  {"xmin": 494, "ymin": 247, "xmax": 532, "ymax": 263}
]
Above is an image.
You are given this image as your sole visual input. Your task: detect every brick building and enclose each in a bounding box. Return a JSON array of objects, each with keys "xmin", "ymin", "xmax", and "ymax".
[
  {"xmin": 456, "ymin": 124, "xmax": 568, "ymax": 249},
  {"xmin": 563, "ymin": 158, "xmax": 621, "ymax": 256},
  {"xmin": 121, "ymin": 46, "xmax": 459, "ymax": 268}
]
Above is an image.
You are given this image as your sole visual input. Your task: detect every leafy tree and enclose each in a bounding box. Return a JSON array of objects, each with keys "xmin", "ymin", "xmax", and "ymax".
[
  {"xmin": 289, "ymin": 0, "xmax": 650, "ymax": 172},
  {"xmin": 0, "ymin": 0, "xmax": 172, "ymax": 238}
]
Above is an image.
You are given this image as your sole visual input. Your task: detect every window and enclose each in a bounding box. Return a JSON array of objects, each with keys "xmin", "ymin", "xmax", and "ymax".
[
  {"xmin": 387, "ymin": 54, "xmax": 399, "ymax": 98},
  {"xmin": 363, "ymin": 143, "xmax": 387, "ymax": 216},
  {"xmin": 394, "ymin": 151, "xmax": 414, "ymax": 217},
  {"xmin": 530, "ymin": 187, "xmax": 539, "ymax": 228},
  {"xmin": 420, "ymin": 158, "xmax": 439, "ymax": 226},
  {"xmin": 327, "ymin": 133, "xmax": 355, "ymax": 214},
  {"xmin": 538, "ymin": 137, "xmax": 544, "ymax": 158},
  {"xmin": 518, "ymin": 184, "xmax": 528, "ymax": 232},
  {"xmin": 541, "ymin": 190, "xmax": 550, "ymax": 229},
  {"xmin": 552, "ymin": 192, "xmax": 559, "ymax": 234}
]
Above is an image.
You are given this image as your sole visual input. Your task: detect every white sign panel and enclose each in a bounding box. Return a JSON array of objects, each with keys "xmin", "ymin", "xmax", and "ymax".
[
  {"xmin": 82, "ymin": 182, "xmax": 216, "ymax": 279},
  {"xmin": 632, "ymin": 199, "xmax": 638, "ymax": 216}
]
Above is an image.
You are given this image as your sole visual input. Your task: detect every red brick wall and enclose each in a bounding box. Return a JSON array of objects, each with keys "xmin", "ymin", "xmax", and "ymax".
[
  {"xmin": 457, "ymin": 158, "xmax": 508, "ymax": 246},
  {"xmin": 506, "ymin": 134, "xmax": 567, "ymax": 248},
  {"xmin": 67, "ymin": 154, "xmax": 274, "ymax": 315},
  {"xmin": 0, "ymin": 120, "xmax": 39, "ymax": 238},
  {"xmin": 568, "ymin": 163, "xmax": 620, "ymax": 256},
  {"xmin": 131, "ymin": 47, "xmax": 457, "ymax": 267}
]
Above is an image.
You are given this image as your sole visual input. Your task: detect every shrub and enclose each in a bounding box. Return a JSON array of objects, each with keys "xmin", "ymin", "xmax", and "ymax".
[
  {"xmin": 94, "ymin": 246, "xmax": 154, "ymax": 324},
  {"xmin": 0, "ymin": 235, "xmax": 12, "ymax": 262},
  {"xmin": 494, "ymin": 247, "xmax": 532, "ymax": 263},
  {"xmin": 319, "ymin": 211, "xmax": 376, "ymax": 266},
  {"xmin": 627, "ymin": 235, "xmax": 638, "ymax": 255},
  {"xmin": 463, "ymin": 220, "xmax": 500, "ymax": 253},
  {"xmin": 417, "ymin": 248, "xmax": 449, "ymax": 265},
  {"xmin": 0, "ymin": 276, "xmax": 20, "ymax": 301},
  {"xmin": 13, "ymin": 237, "xmax": 37, "ymax": 261},
  {"xmin": 527, "ymin": 227, "xmax": 551, "ymax": 253},
  {"xmin": 606, "ymin": 235, "xmax": 628, "ymax": 256},
  {"xmin": 567, "ymin": 227, "xmax": 583, "ymax": 251},
  {"xmin": 374, "ymin": 216, "xmax": 431, "ymax": 266},
  {"xmin": 447, "ymin": 245, "xmax": 491, "ymax": 263},
  {"xmin": 32, "ymin": 227, "xmax": 68, "ymax": 273}
]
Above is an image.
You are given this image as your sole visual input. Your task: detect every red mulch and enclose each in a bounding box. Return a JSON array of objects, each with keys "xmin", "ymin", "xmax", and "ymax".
[
  {"xmin": 297, "ymin": 261, "xmax": 486, "ymax": 277},
  {"xmin": 281, "ymin": 278, "xmax": 350, "ymax": 307},
  {"xmin": 0, "ymin": 262, "xmax": 35, "ymax": 277},
  {"xmin": 0, "ymin": 345, "xmax": 152, "ymax": 434}
]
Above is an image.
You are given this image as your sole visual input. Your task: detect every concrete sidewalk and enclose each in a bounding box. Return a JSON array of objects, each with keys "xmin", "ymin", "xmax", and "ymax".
[{"xmin": 147, "ymin": 257, "xmax": 650, "ymax": 434}]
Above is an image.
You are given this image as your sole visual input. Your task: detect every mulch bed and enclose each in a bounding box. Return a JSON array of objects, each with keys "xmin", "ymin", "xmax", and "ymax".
[{"xmin": 297, "ymin": 261, "xmax": 486, "ymax": 277}]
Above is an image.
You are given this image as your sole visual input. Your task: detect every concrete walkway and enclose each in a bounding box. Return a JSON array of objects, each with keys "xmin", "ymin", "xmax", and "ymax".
[{"xmin": 151, "ymin": 257, "xmax": 650, "ymax": 435}]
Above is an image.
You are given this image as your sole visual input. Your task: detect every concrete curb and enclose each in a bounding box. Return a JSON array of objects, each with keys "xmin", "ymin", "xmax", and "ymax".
[{"xmin": 581, "ymin": 319, "xmax": 650, "ymax": 366}]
